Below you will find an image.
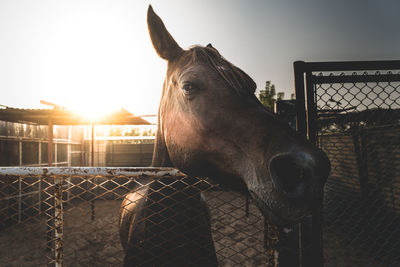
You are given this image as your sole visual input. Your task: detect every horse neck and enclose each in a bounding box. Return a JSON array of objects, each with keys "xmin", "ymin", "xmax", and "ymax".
[{"xmin": 151, "ymin": 126, "xmax": 173, "ymax": 167}]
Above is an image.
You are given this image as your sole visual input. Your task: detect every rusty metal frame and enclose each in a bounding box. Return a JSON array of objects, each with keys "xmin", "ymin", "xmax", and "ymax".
[{"xmin": 0, "ymin": 167, "xmax": 181, "ymax": 177}]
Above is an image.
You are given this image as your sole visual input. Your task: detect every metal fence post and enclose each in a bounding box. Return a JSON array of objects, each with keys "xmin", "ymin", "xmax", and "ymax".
[
  {"xmin": 293, "ymin": 61, "xmax": 308, "ymax": 267},
  {"xmin": 18, "ymin": 176, "xmax": 22, "ymax": 223},
  {"xmin": 304, "ymin": 71, "xmax": 324, "ymax": 267},
  {"xmin": 54, "ymin": 176, "xmax": 64, "ymax": 267},
  {"xmin": 305, "ymin": 71, "xmax": 317, "ymax": 144},
  {"xmin": 264, "ymin": 219, "xmax": 279, "ymax": 267},
  {"xmin": 294, "ymin": 61, "xmax": 307, "ymax": 136},
  {"xmin": 294, "ymin": 62, "xmax": 324, "ymax": 267}
]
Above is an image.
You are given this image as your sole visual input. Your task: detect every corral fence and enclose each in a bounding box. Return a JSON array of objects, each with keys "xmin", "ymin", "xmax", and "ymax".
[
  {"xmin": 104, "ymin": 138, "xmax": 154, "ymax": 167},
  {"xmin": 294, "ymin": 60, "xmax": 400, "ymax": 266},
  {"xmin": 0, "ymin": 167, "xmax": 278, "ymax": 266}
]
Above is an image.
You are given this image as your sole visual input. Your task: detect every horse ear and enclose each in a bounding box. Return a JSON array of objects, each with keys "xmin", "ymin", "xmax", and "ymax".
[
  {"xmin": 206, "ymin": 43, "xmax": 218, "ymax": 52},
  {"xmin": 147, "ymin": 5, "xmax": 183, "ymax": 61}
]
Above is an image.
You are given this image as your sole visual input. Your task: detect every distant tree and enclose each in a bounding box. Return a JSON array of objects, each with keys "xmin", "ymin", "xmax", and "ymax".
[
  {"xmin": 109, "ymin": 127, "xmax": 123, "ymax": 136},
  {"xmin": 125, "ymin": 128, "xmax": 140, "ymax": 136},
  {"xmin": 142, "ymin": 129, "xmax": 156, "ymax": 136},
  {"xmin": 108, "ymin": 126, "xmax": 156, "ymax": 138},
  {"xmin": 258, "ymin": 81, "xmax": 285, "ymax": 111}
]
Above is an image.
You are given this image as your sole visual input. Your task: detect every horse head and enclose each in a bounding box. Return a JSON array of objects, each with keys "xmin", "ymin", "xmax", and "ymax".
[{"xmin": 148, "ymin": 5, "xmax": 330, "ymax": 226}]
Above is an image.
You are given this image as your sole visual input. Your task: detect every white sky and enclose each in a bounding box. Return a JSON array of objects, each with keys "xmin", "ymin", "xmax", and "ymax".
[{"xmin": 1, "ymin": 0, "xmax": 399, "ymax": 116}]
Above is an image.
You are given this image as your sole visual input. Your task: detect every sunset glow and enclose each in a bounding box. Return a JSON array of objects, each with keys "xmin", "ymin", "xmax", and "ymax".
[
  {"xmin": 1, "ymin": 1, "xmax": 399, "ymax": 118},
  {"xmin": 69, "ymin": 104, "xmax": 119, "ymax": 122}
]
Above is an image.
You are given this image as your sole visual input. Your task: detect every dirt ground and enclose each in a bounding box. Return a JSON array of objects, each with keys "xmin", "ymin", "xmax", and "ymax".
[
  {"xmin": 0, "ymin": 190, "xmax": 269, "ymax": 266},
  {"xmin": 1, "ymin": 188, "xmax": 392, "ymax": 267}
]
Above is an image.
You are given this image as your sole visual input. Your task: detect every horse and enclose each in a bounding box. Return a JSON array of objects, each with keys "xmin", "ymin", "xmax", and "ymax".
[{"xmin": 119, "ymin": 5, "xmax": 331, "ymax": 266}]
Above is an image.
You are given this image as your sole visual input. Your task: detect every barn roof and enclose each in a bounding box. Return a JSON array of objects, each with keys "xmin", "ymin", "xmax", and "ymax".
[{"xmin": 0, "ymin": 106, "xmax": 151, "ymax": 125}]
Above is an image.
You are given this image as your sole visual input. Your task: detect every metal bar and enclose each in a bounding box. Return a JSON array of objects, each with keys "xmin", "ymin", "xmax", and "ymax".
[
  {"xmin": 48, "ymin": 119, "xmax": 53, "ymax": 166},
  {"xmin": 1, "ymin": 190, "xmax": 41, "ymax": 201},
  {"xmin": 17, "ymin": 162, "xmax": 69, "ymax": 167},
  {"xmin": 264, "ymin": 220, "xmax": 279, "ymax": 267},
  {"xmin": 54, "ymin": 177, "xmax": 64, "ymax": 267},
  {"xmin": 293, "ymin": 61, "xmax": 308, "ymax": 267},
  {"xmin": 311, "ymin": 73, "xmax": 400, "ymax": 84},
  {"xmin": 305, "ymin": 71, "xmax": 323, "ymax": 267},
  {"xmin": 54, "ymin": 143, "xmax": 58, "ymax": 166},
  {"xmin": 301, "ymin": 60, "xmax": 400, "ymax": 72},
  {"xmin": 19, "ymin": 140, "xmax": 22, "ymax": 166},
  {"xmin": 91, "ymin": 125, "xmax": 94, "ymax": 167},
  {"xmin": 0, "ymin": 135, "xmax": 83, "ymax": 144},
  {"xmin": 18, "ymin": 176, "xmax": 22, "ymax": 222},
  {"xmin": 93, "ymin": 136, "xmax": 155, "ymax": 140},
  {"xmin": 306, "ymin": 71, "xmax": 317, "ymax": 144},
  {"xmin": 67, "ymin": 126, "xmax": 71, "ymax": 167},
  {"xmin": 67, "ymin": 126, "xmax": 71, "ymax": 201},
  {"xmin": 80, "ymin": 136, "xmax": 84, "ymax": 166},
  {"xmin": 294, "ymin": 61, "xmax": 307, "ymax": 136},
  {"xmin": 38, "ymin": 142, "xmax": 42, "ymax": 165},
  {"xmin": 0, "ymin": 167, "xmax": 182, "ymax": 177},
  {"xmin": 99, "ymin": 152, "xmax": 154, "ymax": 155},
  {"xmin": 46, "ymin": 176, "xmax": 53, "ymax": 254},
  {"xmin": 38, "ymin": 176, "xmax": 42, "ymax": 213}
]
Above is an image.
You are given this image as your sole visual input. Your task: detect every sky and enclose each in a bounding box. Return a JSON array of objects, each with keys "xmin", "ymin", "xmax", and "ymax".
[{"xmin": 0, "ymin": 0, "xmax": 399, "ymax": 116}]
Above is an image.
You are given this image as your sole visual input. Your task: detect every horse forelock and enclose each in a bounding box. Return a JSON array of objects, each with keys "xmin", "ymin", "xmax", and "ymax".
[{"xmin": 187, "ymin": 46, "xmax": 257, "ymax": 96}]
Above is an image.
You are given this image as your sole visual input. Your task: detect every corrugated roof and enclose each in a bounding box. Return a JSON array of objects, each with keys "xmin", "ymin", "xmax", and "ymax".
[{"xmin": 0, "ymin": 106, "xmax": 151, "ymax": 125}]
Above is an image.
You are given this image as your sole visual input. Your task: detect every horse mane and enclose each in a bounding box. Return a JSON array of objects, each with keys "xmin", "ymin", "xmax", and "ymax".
[{"xmin": 188, "ymin": 46, "xmax": 257, "ymax": 96}]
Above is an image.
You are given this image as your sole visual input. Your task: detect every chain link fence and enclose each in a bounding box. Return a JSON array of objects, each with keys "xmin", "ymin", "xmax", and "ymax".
[
  {"xmin": 0, "ymin": 167, "xmax": 275, "ymax": 266},
  {"xmin": 295, "ymin": 61, "xmax": 400, "ymax": 266}
]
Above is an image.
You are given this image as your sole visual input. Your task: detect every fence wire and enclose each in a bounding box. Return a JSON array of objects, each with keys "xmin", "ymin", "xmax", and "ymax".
[
  {"xmin": 313, "ymin": 70, "xmax": 400, "ymax": 266},
  {"xmin": 0, "ymin": 167, "xmax": 274, "ymax": 266}
]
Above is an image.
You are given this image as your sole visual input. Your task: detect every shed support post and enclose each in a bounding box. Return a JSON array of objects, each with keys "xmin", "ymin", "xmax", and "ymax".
[
  {"xmin": 19, "ymin": 141, "xmax": 22, "ymax": 166},
  {"xmin": 48, "ymin": 119, "xmax": 53, "ymax": 167},
  {"xmin": 91, "ymin": 124, "xmax": 94, "ymax": 167},
  {"xmin": 90, "ymin": 124, "xmax": 95, "ymax": 220}
]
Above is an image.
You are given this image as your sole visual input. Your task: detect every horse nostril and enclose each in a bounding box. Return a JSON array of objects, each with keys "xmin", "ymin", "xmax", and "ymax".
[{"xmin": 269, "ymin": 154, "xmax": 307, "ymax": 199}]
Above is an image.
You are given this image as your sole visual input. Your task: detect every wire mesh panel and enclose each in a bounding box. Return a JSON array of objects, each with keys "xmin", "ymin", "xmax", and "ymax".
[
  {"xmin": 296, "ymin": 61, "xmax": 400, "ymax": 266},
  {"xmin": 0, "ymin": 167, "xmax": 271, "ymax": 266}
]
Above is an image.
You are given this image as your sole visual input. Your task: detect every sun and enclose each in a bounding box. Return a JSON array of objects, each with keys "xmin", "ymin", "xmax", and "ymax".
[{"xmin": 65, "ymin": 99, "xmax": 122, "ymax": 122}]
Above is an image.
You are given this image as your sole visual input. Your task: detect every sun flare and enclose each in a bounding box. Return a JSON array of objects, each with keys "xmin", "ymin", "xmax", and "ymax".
[
  {"xmin": 71, "ymin": 106, "xmax": 118, "ymax": 121},
  {"xmin": 64, "ymin": 100, "xmax": 122, "ymax": 122}
]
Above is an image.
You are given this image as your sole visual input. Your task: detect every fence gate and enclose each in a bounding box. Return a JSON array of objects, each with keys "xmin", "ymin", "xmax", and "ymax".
[{"xmin": 294, "ymin": 60, "xmax": 400, "ymax": 266}]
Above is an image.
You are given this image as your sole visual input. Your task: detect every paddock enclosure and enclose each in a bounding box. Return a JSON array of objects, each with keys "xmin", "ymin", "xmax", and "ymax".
[
  {"xmin": 0, "ymin": 167, "xmax": 273, "ymax": 266},
  {"xmin": 1, "ymin": 60, "xmax": 400, "ymax": 267},
  {"xmin": 294, "ymin": 60, "xmax": 400, "ymax": 266}
]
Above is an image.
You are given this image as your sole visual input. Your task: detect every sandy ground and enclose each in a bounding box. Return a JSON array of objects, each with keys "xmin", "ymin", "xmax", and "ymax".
[{"xmin": 0, "ymin": 190, "xmax": 269, "ymax": 266}]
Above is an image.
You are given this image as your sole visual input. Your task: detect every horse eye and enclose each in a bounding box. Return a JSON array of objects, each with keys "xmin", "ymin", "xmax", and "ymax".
[{"xmin": 182, "ymin": 82, "xmax": 198, "ymax": 96}]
